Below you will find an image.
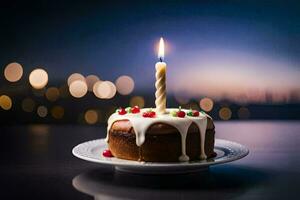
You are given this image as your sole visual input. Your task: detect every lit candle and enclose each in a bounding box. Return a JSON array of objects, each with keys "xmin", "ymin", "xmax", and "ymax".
[{"xmin": 155, "ymin": 37, "xmax": 167, "ymax": 114}]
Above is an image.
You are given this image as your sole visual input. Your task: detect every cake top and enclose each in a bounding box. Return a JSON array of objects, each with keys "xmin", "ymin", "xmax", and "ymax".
[{"xmin": 106, "ymin": 107, "xmax": 212, "ymax": 161}]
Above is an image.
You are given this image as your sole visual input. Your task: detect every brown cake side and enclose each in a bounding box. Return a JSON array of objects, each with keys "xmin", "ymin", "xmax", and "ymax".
[{"xmin": 108, "ymin": 118, "xmax": 216, "ymax": 162}]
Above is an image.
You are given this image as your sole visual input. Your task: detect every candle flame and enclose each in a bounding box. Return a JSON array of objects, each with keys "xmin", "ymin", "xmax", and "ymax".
[{"xmin": 158, "ymin": 37, "xmax": 164, "ymax": 61}]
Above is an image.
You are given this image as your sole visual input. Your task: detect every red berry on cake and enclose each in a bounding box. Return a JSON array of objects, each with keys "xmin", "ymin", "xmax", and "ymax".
[
  {"xmin": 187, "ymin": 109, "xmax": 199, "ymax": 117},
  {"xmin": 177, "ymin": 111, "xmax": 186, "ymax": 118},
  {"xmin": 148, "ymin": 111, "xmax": 156, "ymax": 117},
  {"xmin": 102, "ymin": 149, "xmax": 113, "ymax": 157},
  {"xmin": 192, "ymin": 110, "xmax": 199, "ymax": 116},
  {"xmin": 142, "ymin": 109, "xmax": 156, "ymax": 118},
  {"xmin": 131, "ymin": 106, "xmax": 140, "ymax": 113},
  {"xmin": 118, "ymin": 108, "xmax": 127, "ymax": 115},
  {"xmin": 176, "ymin": 106, "xmax": 186, "ymax": 118}
]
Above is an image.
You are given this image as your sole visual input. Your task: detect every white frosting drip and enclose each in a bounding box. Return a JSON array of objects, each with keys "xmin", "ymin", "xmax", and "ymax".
[{"xmin": 106, "ymin": 108, "xmax": 209, "ymax": 161}]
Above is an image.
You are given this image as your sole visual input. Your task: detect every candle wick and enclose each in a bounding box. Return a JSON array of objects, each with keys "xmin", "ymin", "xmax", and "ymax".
[{"xmin": 159, "ymin": 57, "xmax": 163, "ymax": 62}]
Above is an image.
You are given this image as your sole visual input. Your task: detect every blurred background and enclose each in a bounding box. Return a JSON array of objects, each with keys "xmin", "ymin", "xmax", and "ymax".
[{"xmin": 0, "ymin": 0, "xmax": 299, "ymax": 125}]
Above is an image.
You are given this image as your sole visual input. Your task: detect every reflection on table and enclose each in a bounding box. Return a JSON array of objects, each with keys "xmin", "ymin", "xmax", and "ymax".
[{"xmin": 73, "ymin": 165, "xmax": 271, "ymax": 200}]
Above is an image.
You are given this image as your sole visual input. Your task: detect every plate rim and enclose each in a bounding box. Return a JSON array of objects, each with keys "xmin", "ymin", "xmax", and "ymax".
[{"xmin": 72, "ymin": 138, "xmax": 249, "ymax": 168}]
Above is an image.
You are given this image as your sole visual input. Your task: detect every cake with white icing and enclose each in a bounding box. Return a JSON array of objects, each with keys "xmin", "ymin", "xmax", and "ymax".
[{"xmin": 105, "ymin": 106, "xmax": 216, "ymax": 162}]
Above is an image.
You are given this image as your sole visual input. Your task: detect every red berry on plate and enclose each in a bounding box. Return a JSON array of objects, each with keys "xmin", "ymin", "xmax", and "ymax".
[
  {"xmin": 118, "ymin": 108, "xmax": 127, "ymax": 115},
  {"xmin": 131, "ymin": 106, "xmax": 140, "ymax": 113},
  {"xmin": 177, "ymin": 111, "xmax": 186, "ymax": 118},
  {"xmin": 102, "ymin": 149, "xmax": 113, "ymax": 157},
  {"xmin": 192, "ymin": 110, "xmax": 199, "ymax": 116}
]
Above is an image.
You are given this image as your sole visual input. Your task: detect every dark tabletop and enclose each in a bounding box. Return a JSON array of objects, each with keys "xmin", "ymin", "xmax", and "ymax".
[{"xmin": 1, "ymin": 121, "xmax": 300, "ymax": 200}]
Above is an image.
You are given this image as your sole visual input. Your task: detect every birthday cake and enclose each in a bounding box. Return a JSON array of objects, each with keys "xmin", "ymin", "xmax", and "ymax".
[
  {"xmin": 104, "ymin": 106, "xmax": 216, "ymax": 162},
  {"xmin": 103, "ymin": 38, "xmax": 216, "ymax": 162}
]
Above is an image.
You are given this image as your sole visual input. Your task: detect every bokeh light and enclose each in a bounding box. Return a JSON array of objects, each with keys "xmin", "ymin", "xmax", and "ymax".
[
  {"xmin": 69, "ymin": 80, "xmax": 88, "ymax": 98},
  {"xmin": 4, "ymin": 62, "xmax": 23, "ymax": 82},
  {"xmin": 67, "ymin": 73, "xmax": 85, "ymax": 86},
  {"xmin": 51, "ymin": 106, "xmax": 64, "ymax": 119},
  {"xmin": 219, "ymin": 107, "xmax": 232, "ymax": 120},
  {"xmin": 106, "ymin": 81, "xmax": 117, "ymax": 99},
  {"xmin": 84, "ymin": 109, "xmax": 98, "ymax": 124},
  {"xmin": 45, "ymin": 87, "xmax": 60, "ymax": 102},
  {"xmin": 29, "ymin": 68, "xmax": 48, "ymax": 89},
  {"xmin": 130, "ymin": 96, "xmax": 145, "ymax": 108},
  {"xmin": 93, "ymin": 81, "xmax": 116, "ymax": 99},
  {"xmin": 22, "ymin": 98, "xmax": 35, "ymax": 112},
  {"xmin": 115, "ymin": 75, "xmax": 135, "ymax": 95},
  {"xmin": 0, "ymin": 95, "xmax": 12, "ymax": 110},
  {"xmin": 37, "ymin": 106, "xmax": 48, "ymax": 117},
  {"xmin": 85, "ymin": 75, "xmax": 100, "ymax": 91},
  {"xmin": 238, "ymin": 107, "xmax": 251, "ymax": 119},
  {"xmin": 199, "ymin": 97, "xmax": 214, "ymax": 112},
  {"xmin": 93, "ymin": 81, "xmax": 109, "ymax": 99}
]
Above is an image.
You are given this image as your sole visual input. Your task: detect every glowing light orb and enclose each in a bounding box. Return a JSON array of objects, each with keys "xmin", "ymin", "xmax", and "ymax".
[
  {"xmin": 85, "ymin": 75, "xmax": 100, "ymax": 91},
  {"xmin": 67, "ymin": 73, "xmax": 85, "ymax": 86},
  {"xmin": 238, "ymin": 107, "xmax": 250, "ymax": 119},
  {"xmin": 219, "ymin": 107, "xmax": 232, "ymax": 120},
  {"xmin": 45, "ymin": 87, "xmax": 60, "ymax": 102},
  {"xmin": 0, "ymin": 95, "xmax": 12, "ymax": 110},
  {"xmin": 51, "ymin": 106, "xmax": 64, "ymax": 119},
  {"xmin": 69, "ymin": 80, "xmax": 88, "ymax": 98},
  {"xmin": 115, "ymin": 75, "xmax": 135, "ymax": 95},
  {"xmin": 22, "ymin": 98, "xmax": 35, "ymax": 112},
  {"xmin": 37, "ymin": 106, "xmax": 48, "ymax": 117},
  {"xmin": 29, "ymin": 68, "xmax": 48, "ymax": 89},
  {"xmin": 93, "ymin": 81, "xmax": 110, "ymax": 99},
  {"xmin": 130, "ymin": 96, "xmax": 145, "ymax": 108},
  {"xmin": 93, "ymin": 81, "xmax": 116, "ymax": 99},
  {"xmin": 199, "ymin": 97, "xmax": 214, "ymax": 112},
  {"xmin": 84, "ymin": 109, "xmax": 98, "ymax": 124},
  {"xmin": 4, "ymin": 62, "xmax": 23, "ymax": 82},
  {"xmin": 105, "ymin": 81, "xmax": 117, "ymax": 99}
]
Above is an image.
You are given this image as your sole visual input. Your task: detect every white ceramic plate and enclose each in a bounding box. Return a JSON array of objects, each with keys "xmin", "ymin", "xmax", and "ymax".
[{"xmin": 72, "ymin": 138, "xmax": 249, "ymax": 174}]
